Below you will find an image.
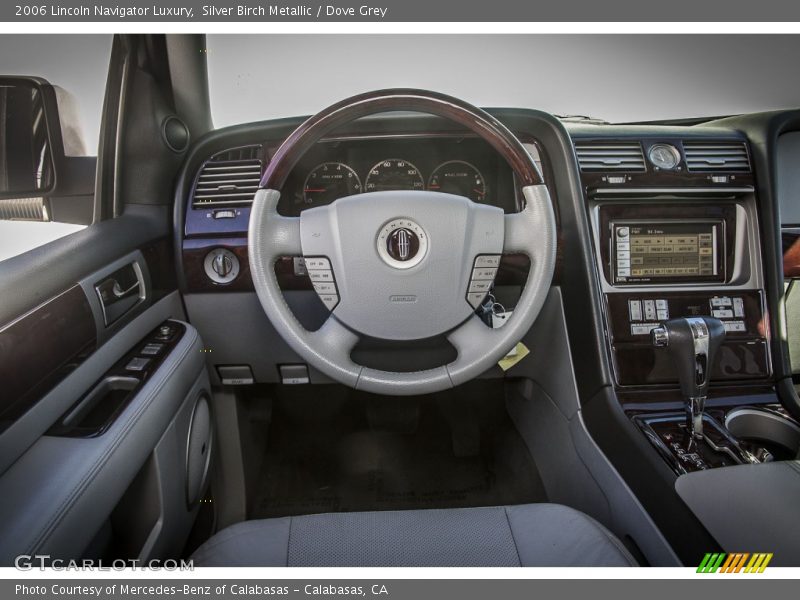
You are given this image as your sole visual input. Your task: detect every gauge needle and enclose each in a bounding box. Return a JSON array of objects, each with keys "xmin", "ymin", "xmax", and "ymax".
[{"xmin": 304, "ymin": 188, "xmax": 326, "ymax": 193}]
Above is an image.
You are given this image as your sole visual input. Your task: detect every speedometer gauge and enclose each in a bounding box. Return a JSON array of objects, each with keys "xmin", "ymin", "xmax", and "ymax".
[
  {"xmin": 303, "ymin": 162, "xmax": 362, "ymax": 206},
  {"xmin": 428, "ymin": 160, "xmax": 486, "ymax": 202},
  {"xmin": 364, "ymin": 159, "xmax": 424, "ymax": 192}
]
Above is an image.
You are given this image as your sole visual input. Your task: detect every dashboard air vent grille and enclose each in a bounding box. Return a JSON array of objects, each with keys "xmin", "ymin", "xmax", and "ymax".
[
  {"xmin": 683, "ymin": 141, "xmax": 750, "ymax": 172},
  {"xmin": 192, "ymin": 145, "xmax": 263, "ymax": 208},
  {"xmin": 574, "ymin": 141, "xmax": 646, "ymax": 172}
]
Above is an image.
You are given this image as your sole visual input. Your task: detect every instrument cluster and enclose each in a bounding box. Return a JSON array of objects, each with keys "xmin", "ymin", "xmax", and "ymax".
[{"xmin": 279, "ymin": 136, "xmax": 524, "ymax": 216}]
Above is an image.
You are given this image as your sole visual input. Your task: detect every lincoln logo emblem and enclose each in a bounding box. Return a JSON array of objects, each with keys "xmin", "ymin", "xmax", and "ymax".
[{"xmin": 387, "ymin": 228, "xmax": 419, "ymax": 261}]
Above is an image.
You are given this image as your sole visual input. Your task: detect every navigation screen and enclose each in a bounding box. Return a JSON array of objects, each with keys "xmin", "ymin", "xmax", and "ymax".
[{"xmin": 613, "ymin": 221, "xmax": 723, "ymax": 284}]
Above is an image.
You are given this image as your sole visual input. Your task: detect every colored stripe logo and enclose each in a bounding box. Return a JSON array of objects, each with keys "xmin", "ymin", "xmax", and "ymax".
[{"xmin": 697, "ymin": 553, "xmax": 773, "ymax": 573}]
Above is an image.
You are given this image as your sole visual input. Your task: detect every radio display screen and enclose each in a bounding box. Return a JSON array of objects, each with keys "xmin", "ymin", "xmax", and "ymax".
[{"xmin": 612, "ymin": 221, "xmax": 725, "ymax": 284}]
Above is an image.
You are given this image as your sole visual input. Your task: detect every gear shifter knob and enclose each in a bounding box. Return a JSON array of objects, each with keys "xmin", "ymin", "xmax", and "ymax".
[{"xmin": 651, "ymin": 317, "xmax": 726, "ymax": 439}]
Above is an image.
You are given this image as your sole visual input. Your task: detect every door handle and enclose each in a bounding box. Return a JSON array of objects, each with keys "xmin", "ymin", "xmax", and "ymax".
[
  {"xmin": 94, "ymin": 262, "xmax": 145, "ymax": 326},
  {"xmin": 111, "ymin": 279, "xmax": 140, "ymax": 299}
]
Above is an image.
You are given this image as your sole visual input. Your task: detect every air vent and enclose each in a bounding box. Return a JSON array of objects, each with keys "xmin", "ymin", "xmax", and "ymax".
[
  {"xmin": 574, "ymin": 142, "xmax": 646, "ymax": 172},
  {"xmin": 191, "ymin": 145, "xmax": 263, "ymax": 208},
  {"xmin": 683, "ymin": 141, "xmax": 750, "ymax": 172}
]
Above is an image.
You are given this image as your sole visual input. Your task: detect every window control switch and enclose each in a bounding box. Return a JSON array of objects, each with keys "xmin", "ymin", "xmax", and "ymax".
[
  {"xmin": 140, "ymin": 343, "xmax": 164, "ymax": 356},
  {"xmin": 125, "ymin": 357, "xmax": 151, "ymax": 372}
]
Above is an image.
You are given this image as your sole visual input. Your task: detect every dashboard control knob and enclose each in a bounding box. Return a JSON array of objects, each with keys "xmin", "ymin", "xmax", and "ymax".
[
  {"xmin": 204, "ymin": 248, "xmax": 240, "ymax": 285},
  {"xmin": 159, "ymin": 325, "xmax": 172, "ymax": 337},
  {"xmin": 212, "ymin": 253, "xmax": 233, "ymax": 277}
]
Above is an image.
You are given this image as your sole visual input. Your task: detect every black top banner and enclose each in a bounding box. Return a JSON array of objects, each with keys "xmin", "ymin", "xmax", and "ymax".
[{"xmin": 3, "ymin": 0, "xmax": 800, "ymax": 22}]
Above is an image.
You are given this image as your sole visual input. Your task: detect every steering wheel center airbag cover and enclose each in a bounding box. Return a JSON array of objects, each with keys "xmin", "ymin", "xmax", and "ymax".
[
  {"xmin": 377, "ymin": 218, "xmax": 428, "ymax": 269},
  {"xmin": 300, "ymin": 190, "xmax": 504, "ymax": 340}
]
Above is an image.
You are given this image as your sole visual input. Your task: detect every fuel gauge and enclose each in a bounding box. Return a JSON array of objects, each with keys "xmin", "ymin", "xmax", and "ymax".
[{"xmin": 428, "ymin": 160, "xmax": 487, "ymax": 202}]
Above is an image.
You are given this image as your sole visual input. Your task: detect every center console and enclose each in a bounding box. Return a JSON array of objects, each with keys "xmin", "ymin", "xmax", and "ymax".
[
  {"xmin": 593, "ymin": 199, "xmax": 769, "ymax": 390},
  {"xmin": 582, "ymin": 136, "xmax": 799, "ymax": 478}
]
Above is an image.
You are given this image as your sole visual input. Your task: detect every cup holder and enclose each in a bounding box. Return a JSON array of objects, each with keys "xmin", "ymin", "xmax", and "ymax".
[{"xmin": 725, "ymin": 408, "xmax": 800, "ymax": 461}]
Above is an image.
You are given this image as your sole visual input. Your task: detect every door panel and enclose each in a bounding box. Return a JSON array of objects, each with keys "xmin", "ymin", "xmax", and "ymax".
[
  {"xmin": 0, "ymin": 35, "xmax": 214, "ymax": 564},
  {"xmin": 0, "ymin": 310, "xmax": 207, "ymax": 562},
  {"xmin": 0, "ymin": 208, "xmax": 210, "ymax": 563}
]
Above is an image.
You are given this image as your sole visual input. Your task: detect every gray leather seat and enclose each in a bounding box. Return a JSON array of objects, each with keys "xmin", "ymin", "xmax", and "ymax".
[{"xmin": 192, "ymin": 503, "xmax": 636, "ymax": 567}]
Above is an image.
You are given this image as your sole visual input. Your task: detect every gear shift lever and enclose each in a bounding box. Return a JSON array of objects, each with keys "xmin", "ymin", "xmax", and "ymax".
[{"xmin": 651, "ymin": 317, "xmax": 726, "ymax": 439}]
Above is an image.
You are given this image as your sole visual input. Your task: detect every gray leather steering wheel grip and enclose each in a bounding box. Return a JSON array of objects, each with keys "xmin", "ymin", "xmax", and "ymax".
[{"xmin": 248, "ymin": 89, "xmax": 556, "ymax": 395}]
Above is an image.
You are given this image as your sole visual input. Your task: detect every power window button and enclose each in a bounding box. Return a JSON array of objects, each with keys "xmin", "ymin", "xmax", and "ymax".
[
  {"xmin": 125, "ymin": 357, "xmax": 150, "ymax": 372},
  {"xmin": 140, "ymin": 343, "xmax": 164, "ymax": 356}
]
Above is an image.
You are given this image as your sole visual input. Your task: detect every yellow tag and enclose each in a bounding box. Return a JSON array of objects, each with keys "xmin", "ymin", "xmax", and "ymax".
[{"xmin": 497, "ymin": 342, "xmax": 530, "ymax": 371}]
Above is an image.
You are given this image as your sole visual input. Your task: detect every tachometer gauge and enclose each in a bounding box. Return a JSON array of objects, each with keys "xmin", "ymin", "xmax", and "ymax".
[
  {"xmin": 647, "ymin": 144, "xmax": 681, "ymax": 170},
  {"xmin": 364, "ymin": 159, "xmax": 424, "ymax": 192},
  {"xmin": 428, "ymin": 160, "xmax": 487, "ymax": 202},
  {"xmin": 303, "ymin": 162, "xmax": 362, "ymax": 205}
]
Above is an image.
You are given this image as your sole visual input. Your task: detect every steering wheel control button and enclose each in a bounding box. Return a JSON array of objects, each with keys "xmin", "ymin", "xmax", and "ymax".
[
  {"xmin": 318, "ymin": 294, "xmax": 340, "ymax": 311},
  {"xmin": 472, "ymin": 267, "xmax": 498, "ymax": 281},
  {"xmin": 467, "ymin": 292, "xmax": 489, "ymax": 309},
  {"xmin": 312, "ymin": 282, "xmax": 337, "ymax": 294},
  {"xmin": 293, "ymin": 257, "xmax": 308, "ymax": 276},
  {"xmin": 304, "ymin": 257, "xmax": 331, "ymax": 270},
  {"xmin": 303, "ymin": 256, "xmax": 340, "ymax": 311},
  {"xmin": 466, "ymin": 255, "xmax": 501, "ymax": 309},
  {"xmin": 377, "ymin": 218, "xmax": 428, "ymax": 269},
  {"xmin": 279, "ymin": 364, "xmax": 310, "ymax": 385},
  {"xmin": 474, "ymin": 255, "xmax": 501, "ymax": 268},
  {"xmin": 308, "ymin": 270, "xmax": 335, "ymax": 282},
  {"xmin": 468, "ymin": 280, "xmax": 493, "ymax": 293},
  {"xmin": 204, "ymin": 248, "xmax": 240, "ymax": 285}
]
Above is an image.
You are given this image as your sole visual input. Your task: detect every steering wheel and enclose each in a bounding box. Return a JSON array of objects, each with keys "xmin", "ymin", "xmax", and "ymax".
[{"xmin": 249, "ymin": 89, "xmax": 556, "ymax": 395}]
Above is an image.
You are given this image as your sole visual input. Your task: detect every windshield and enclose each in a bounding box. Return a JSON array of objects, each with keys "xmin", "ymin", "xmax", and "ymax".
[{"xmin": 207, "ymin": 34, "xmax": 800, "ymax": 126}]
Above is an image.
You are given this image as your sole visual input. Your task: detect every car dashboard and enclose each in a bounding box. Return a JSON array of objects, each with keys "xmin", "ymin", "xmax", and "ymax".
[
  {"xmin": 170, "ymin": 106, "xmax": 800, "ymax": 565},
  {"xmin": 176, "ymin": 114, "xmax": 770, "ymax": 400}
]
